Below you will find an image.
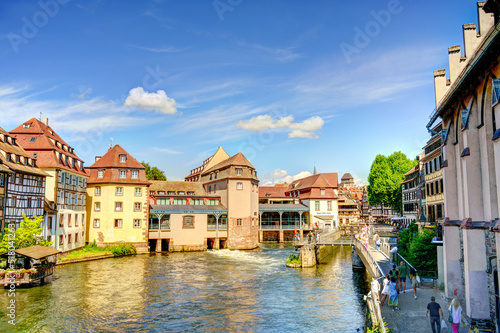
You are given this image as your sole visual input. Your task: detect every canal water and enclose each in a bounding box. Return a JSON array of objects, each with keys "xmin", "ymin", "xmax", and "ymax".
[{"xmin": 0, "ymin": 244, "xmax": 370, "ymax": 332}]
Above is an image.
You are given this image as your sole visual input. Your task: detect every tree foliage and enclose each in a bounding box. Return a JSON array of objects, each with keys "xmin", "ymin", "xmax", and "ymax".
[
  {"xmin": 141, "ymin": 161, "xmax": 167, "ymax": 180},
  {"xmin": 398, "ymin": 225, "xmax": 437, "ymax": 275},
  {"xmin": 0, "ymin": 214, "xmax": 52, "ymax": 253},
  {"xmin": 367, "ymin": 151, "xmax": 417, "ymax": 215}
]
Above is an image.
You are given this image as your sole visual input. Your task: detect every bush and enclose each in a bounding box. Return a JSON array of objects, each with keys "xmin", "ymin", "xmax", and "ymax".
[
  {"xmin": 108, "ymin": 243, "xmax": 137, "ymax": 257},
  {"xmin": 287, "ymin": 253, "xmax": 301, "ymax": 265}
]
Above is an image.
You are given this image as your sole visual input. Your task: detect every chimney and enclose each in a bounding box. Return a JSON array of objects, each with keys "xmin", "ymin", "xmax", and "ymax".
[
  {"xmin": 42, "ymin": 117, "xmax": 48, "ymax": 126},
  {"xmin": 95, "ymin": 156, "xmax": 102, "ymax": 162}
]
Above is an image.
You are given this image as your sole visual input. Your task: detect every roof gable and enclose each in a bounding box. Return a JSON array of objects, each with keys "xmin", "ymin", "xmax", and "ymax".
[{"xmin": 89, "ymin": 145, "xmax": 145, "ymax": 169}]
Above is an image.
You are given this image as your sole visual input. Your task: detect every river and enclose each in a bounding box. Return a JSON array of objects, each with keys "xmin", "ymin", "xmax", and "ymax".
[{"xmin": 0, "ymin": 244, "xmax": 370, "ymax": 332}]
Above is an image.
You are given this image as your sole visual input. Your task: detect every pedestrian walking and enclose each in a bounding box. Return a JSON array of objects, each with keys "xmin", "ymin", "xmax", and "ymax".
[
  {"xmin": 380, "ymin": 274, "xmax": 390, "ymax": 305},
  {"xmin": 398, "ymin": 261, "xmax": 408, "ymax": 293},
  {"xmin": 316, "ymin": 233, "xmax": 320, "ymax": 243},
  {"xmin": 426, "ymin": 296, "xmax": 444, "ymax": 333},
  {"xmin": 374, "ymin": 232, "xmax": 381, "ymax": 251},
  {"xmin": 448, "ymin": 298, "xmax": 463, "ymax": 333},
  {"xmin": 388, "ymin": 276, "xmax": 399, "ymax": 311},
  {"xmin": 371, "ymin": 277, "xmax": 380, "ymax": 303},
  {"xmin": 390, "ymin": 245, "xmax": 398, "ymax": 263},
  {"xmin": 409, "ymin": 267, "xmax": 418, "ymax": 299}
]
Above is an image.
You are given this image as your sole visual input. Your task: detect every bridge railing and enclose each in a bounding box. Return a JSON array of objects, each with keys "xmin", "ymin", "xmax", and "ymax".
[
  {"xmin": 366, "ymin": 291, "xmax": 387, "ymax": 333},
  {"xmin": 352, "ymin": 237, "xmax": 384, "ymax": 279}
]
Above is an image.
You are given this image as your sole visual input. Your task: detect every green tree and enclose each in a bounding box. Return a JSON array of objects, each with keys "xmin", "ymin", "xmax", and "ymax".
[
  {"xmin": 367, "ymin": 151, "xmax": 417, "ymax": 215},
  {"xmin": 406, "ymin": 228, "xmax": 437, "ymax": 274},
  {"xmin": 141, "ymin": 161, "xmax": 167, "ymax": 180},
  {"xmin": 0, "ymin": 214, "xmax": 52, "ymax": 253}
]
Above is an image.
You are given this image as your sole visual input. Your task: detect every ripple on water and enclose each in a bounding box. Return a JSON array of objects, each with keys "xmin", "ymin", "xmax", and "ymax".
[{"xmin": 0, "ymin": 245, "xmax": 369, "ymax": 332}]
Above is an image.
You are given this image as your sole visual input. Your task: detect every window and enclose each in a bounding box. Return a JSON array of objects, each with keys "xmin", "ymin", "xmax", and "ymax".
[
  {"xmin": 94, "ymin": 202, "xmax": 100, "ymax": 211},
  {"xmin": 173, "ymin": 198, "xmax": 187, "ymax": 205},
  {"xmin": 135, "ymin": 187, "xmax": 142, "ymax": 196},
  {"xmin": 59, "ymin": 234, "xmax": 64, "ymax": 245},
  {"xmin": 134, "ymin": 202, "xmax": 142, "ymax": 212},
  {"xmin": 75, "ymin": 233, "xmax": 78, "ymax": 243},
  {"xmin": 120, "ymin": 170, "xmax": 126, "ymax": 179},
  {"xmin": 236, "ymin": 182, "xmax": 243, "ymax": 190},
  {"xmin": 0, "ymin": 174, "xmax": 3, "ymax": 186},
  {"xmin": 237, "ymin": 219, "xmax": 242, "ymax": 226},
  {"xmin": 27, "ymin": 198, "xmax": 31, "ymax": 208},
  {"xmin": 167, "ymin": 191, "xmax": 175, "ymax": 195},
  {"xmin": 321, "ymin": 189, "xmax": 325, "ymax": 195},
  {"xmin": 192, "ymin": 199, "xmax": 203, "ymax": 205},
  {"xmin": 315, "ymin": 201, "xmax": 320, "ymax": 211},
  {"xmin": 133, "ymin": 219, "xmax": 141, "ymax": 228},
  {"xmin": 68, "ymin": 234, "xmax": 72, "ymax": 244},
  {"xmin": 116, "ymin": 187, "xmax": 123, "ymax": 196},
  {"xmin": 47, "ymin": 216, "xmax": 53, "ymax": 230},
  {"xmin": 68, "ymin": 214, "xmax": 72, "ymax": 227},
  {"xmin": 208, "ymin": 199, "xmax": 218, "ymax": 205},
  {"xmin": 93, "ymin": 219, "xmax": 100, "ymax": 228},
  {"xmin": 492, "ymin": 78, "xmax": 500, "ymax": 106},
  {"xmin": 187, "ymin": 191, "xmax": 195, "ymax": 195},
  {"xmin": 95, "ymin": 187, "xmax": 101, "ymax": 196},
  {"xmin": 215, "ymin": 172, "xmax": 218, "ymax": 179},
  {"xmin": 327, "ymin": 201, "xmax": 332, "ymax": 211},
  {"xmin": 236, "ymin": 168, "xmax": 242, "ymax": 176},
  {"xmin": 120, "ymin": 155, "xmax": 126, "ymax": 163},
  {"xmin": 59, "ymin": 214, "xmax": 64, "ymax": 227},
  {"xmin": 97, "ymin": 170, "xmax": 104, "ymax": 179},
  {"xmin": 114, "ymin": 219, "xmax": 123, "ymax": 228},
  {"xmin": 23, "ymin": 123, "xmax": 30, "ymax": 129},
  {"xmin": 115, "ymin": 202, "xmax": 123, "ymax": 212},
  {"xmin": 182, "ymin": 216, "xmax": 194, "ymax": 228},
  {"xmin": 75, "ymin": 214, "xmax": 78, "ymax": 227},
  {"xmin": 157, "ymin": 198, "xmax": 169, "ymax": 205},
  {"xmin": 440, "ymin": 179, "xmax": 444, "ymax": 194},
  {"xmin": 81, "ymin": 214, "xmax": 85, "ymax": 226},
  {"xmin": 29, "ymin": 137, "xmax": 36, "ymax": 142}
]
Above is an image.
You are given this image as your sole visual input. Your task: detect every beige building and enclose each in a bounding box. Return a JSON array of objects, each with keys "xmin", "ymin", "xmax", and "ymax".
[
  {"xmin": 86, "ymin": 145, "xmax": 151, "ymax": 253},
  {"xmin": 429, "ymin": 1, "xmax": 500, "ymax": 327},
  {"xmin": 10, "ymin": 117, "xmax": 89, "ymax": 253}
]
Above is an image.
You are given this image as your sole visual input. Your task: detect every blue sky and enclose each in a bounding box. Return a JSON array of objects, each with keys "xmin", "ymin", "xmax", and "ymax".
[{"xmin": 0, "ymin": 0, "xmax": 480, "ymax": 184}]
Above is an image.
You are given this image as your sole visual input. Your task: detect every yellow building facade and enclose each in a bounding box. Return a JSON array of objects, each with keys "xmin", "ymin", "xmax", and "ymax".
[{"xmin": 86, "ymin": 145, "xmax": 150, "ymax": 253}]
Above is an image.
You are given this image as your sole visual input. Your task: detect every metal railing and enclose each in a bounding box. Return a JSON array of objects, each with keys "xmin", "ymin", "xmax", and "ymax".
[
  {"xmin": 366, "ymin": 291, "xmax": 387, "ymax": 333},
  {"xmin": 353, "ymin": 236, "xmax": 384, "ymax": 279}
]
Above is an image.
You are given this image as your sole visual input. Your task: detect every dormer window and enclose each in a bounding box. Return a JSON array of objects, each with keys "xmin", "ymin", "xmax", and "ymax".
[
  {"xmin": 16, "ymin": 155, "xmax": 20, "ymax": 164},
  {"xmin": 178, "ymin": 191, "xmax": 185, "ymax": 195},
  {"xmin": 97, "ymin": 170, "xmax": 104, "ymax": 179},
  {"xmin": 6, "ymin": 154, "xmax": 11, "ymax": 162},
  {"xmin": 29, "ymin": 137, "xmax": 36, "ymax": 142},
  {"xmin": 119, "ymin": 170, "xmax": 126, "ymax": 179},
  {"xmin": 321, "ymin": 189, "xmax": 325, "ymax": 195},
  {"xmin": 33, "ymin": 153, "xmax": 38, "ymax": 158},
  {"xmin": 131, "ymin": 170, "xmax": 138, "ymax": 179},
  {"xmin": 120, "ymin": 155, "xmax": 126, "ymax": 163},
  {"xmin": 236, "ymin": 168, "xmax": 242, "ymax": 176},
  {"xmin": 23, "ymin": 123, "xmax": 30, "ymax": 129}
]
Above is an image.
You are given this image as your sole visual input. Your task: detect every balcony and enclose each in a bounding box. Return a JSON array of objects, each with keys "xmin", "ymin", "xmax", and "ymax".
[{"xmin": 149, "ymin": 220, "xmax": 170, "ymax": 231}]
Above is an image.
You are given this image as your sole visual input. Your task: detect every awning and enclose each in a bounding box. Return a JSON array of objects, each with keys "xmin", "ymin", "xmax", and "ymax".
[{"xmin": 0, "ymin": 245, "xmax": 61, "ymax": 260}]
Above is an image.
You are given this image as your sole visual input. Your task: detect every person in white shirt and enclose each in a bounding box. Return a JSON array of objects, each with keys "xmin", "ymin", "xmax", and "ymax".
[
  {"xmin": 371, "ymin": 277, "xmax": 380, "ymax": 304},
  {"xmin": 390, "ymin": 245, "xmax": 398, "ymax": 263},
  {"xmin": 448, "ymin": 298, "xmax": 463, "ymax": 333}
]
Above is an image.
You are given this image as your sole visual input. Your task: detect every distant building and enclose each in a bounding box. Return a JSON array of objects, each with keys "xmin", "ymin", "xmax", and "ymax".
[
  {"xmin": 361, "ymin": 187, "xmax": 371, "ymax": 223},
  {"xmin": 338, "ymin": 194, "xmax": 360, "ymax": 226},
  {"xmin": 148, "ymin": 181, "xmax": 228, "ymax": 251},
  {"xmin": 0, "ymin": 126, "xmax": 47, "ymax": 231},
  {"xmin": 86, "ymin": 145, "xmax": 151, "ymax": 253},
  {"xmin": 421, "ymin": 123, "xmax": 444, "ymax": 224},
  {"xmin": 340, "ymin": 173, "xmax": 355, "ymax": 188},
  {"xmin": 184, "ymin": 146, "xmax": 230, "ymax": 182},
  {"xmin": 10, "ymin": 117, "xmax": 89, "ymax": 252},
  {"xmin": 401, "ymin": 163, "xmax": 421, "ymax": 227},
  {"xmin": 429, "ymin": 0, "xmax": 499, "ymax": 327}
]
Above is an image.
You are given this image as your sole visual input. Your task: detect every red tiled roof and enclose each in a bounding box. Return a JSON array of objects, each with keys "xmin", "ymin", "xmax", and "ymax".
[
  {"xmin": 87, "ymin": 145, "xmax": 151, "ymax": 185},
  {"xmin": 203, "ymin": 152, "xmax": 255, "ymax": 174},
  {"xmin": 89, "ymin": 144, "xmax": 145, "ymax": 169},
  {"xmin": 287, "ymin": 173, "xmax": 338, "ymax": 191},
  {"xmin": 259, "ymin": 186, "xmax": 288, "ymax": 198},
  {"xmin": 404, "ymin": 165, "xmax": 419, "ymax": 176},
  {"xmin": 10, "ymin": 118, "xmax": 87, "ymax": 176}
]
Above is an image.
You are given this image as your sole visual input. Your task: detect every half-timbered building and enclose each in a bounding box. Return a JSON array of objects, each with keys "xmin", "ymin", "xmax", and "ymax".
[{"xmin": 0, "ymin": 126, "xmax": 47, "ymax": 231}]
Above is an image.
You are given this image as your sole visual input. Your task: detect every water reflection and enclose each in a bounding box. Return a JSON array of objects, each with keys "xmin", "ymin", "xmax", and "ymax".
[{"xmin": 0, "ymin": 244, "xmax": 369, "ymax": 332}]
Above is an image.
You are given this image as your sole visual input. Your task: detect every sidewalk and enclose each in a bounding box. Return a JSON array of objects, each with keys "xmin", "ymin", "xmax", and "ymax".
[{"xmin": 380, "ymin": 287, "xmax": 470, "ymax": 332}]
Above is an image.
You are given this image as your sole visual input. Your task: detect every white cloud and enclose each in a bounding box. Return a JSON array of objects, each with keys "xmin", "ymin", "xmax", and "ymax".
[
  {"xmin": 354, "ymin": 178, "xmax": 368, "ymax": 186},
  {"xmin": 124, "ymin": 87, "xmax": 177, "ymax": 114},
  {"xmin": 152, "ymin": 147, "xmax": 183, "ymax": 155},
  {"xmin": 288, "ymin": 129, "xmax": 318, "ymax": 139},
  {"xmin": 237, "ymin": 115, "xmax": 294, "ymax": 131},
  {"xmin": 281, "ymin": 171, "xmax": 312, "ymax": 184},
  {"xmin": 265, "ymin": 168, "xmax": 288, "ymax": 179},
  {"xmin": 237, "ymin": 114, "xmax": 323, "ymax": 139},
  {"xmin": 261, "ymin": 169, "xmax": 312, "ymax": 185}
]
